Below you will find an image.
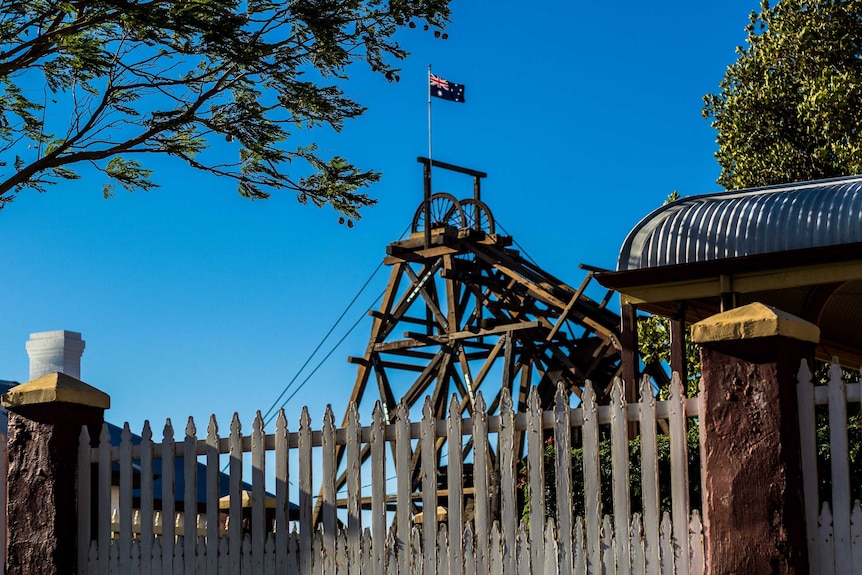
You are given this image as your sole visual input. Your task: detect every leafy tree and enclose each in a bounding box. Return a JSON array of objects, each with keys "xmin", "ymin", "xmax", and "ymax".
[
  {"xmin": 0, "ymin": 0, "xmax": 450, "ymax": 217},
  {"xmin": 703, "ymin": 0, "xmax": 862, "ymax": 190}
]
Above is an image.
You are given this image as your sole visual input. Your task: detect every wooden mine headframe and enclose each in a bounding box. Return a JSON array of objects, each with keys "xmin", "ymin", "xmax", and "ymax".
[{"xmin": 321, "ymin": 159, "xmax": 627, "ymax": 519}]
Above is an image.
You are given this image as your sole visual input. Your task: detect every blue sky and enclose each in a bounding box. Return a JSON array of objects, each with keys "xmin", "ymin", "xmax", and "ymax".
[{"xmin": 1, "ymin": 1, "xmax": 759, "ymax": 433}]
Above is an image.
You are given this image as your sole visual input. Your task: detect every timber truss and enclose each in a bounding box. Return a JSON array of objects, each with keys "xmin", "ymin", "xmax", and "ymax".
[{"xmin": 316, "ymin": 160, "xmax": 627, "ymax": 522}]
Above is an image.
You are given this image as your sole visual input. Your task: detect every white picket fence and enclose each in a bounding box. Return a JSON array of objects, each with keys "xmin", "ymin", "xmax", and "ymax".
[
  {"xmin": 797, "ymin": 358, "xmax": 862, "ymax": 574},
  {"xmin": 78, "ymin": 376, "xmax": 702, "ymax": 574}
]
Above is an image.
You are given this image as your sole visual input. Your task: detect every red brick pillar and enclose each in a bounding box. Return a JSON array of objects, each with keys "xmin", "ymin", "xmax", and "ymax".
[
  {"xmin": 692, "ymin": 302, "xmax": 816, "ymax": 574},
  {"xmin": 1, "ymin": 373, "xmax": 109, "ymax": 575}
]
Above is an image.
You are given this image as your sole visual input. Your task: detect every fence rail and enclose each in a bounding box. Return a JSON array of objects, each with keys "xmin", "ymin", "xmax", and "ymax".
[{"xmin": 78, "ymin": 376, "xmax": 702, "ymax": 575}]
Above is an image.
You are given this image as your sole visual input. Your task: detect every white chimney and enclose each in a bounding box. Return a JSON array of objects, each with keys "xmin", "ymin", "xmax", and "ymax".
[{"xmin": 25, "ymin": 330, "xmax": 86, "ymax": 380}]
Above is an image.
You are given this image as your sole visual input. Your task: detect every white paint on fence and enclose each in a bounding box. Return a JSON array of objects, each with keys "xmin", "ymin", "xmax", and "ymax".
[
  {"xmin": 79, "ymin": 379, "xmax": 703, "ymax": 574},
  {"xmin": 797, "ymin": 358, "xmax": 862, "ymax": 575}
]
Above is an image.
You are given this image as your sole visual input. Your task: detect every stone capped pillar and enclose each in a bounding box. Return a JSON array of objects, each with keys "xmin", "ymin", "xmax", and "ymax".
[
  {"xmin": 25, "ymin": 330, "xmax": 85, "ymax": 380},
  {"xmin": 692, "ymin": 302, "xmax": 817, "ymax": 575},
  {"xmin": 1, "ymin": 372, "xmax": 109, "ymax": 575}
]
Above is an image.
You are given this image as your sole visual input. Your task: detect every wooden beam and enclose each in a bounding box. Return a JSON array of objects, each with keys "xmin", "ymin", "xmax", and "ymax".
[{"xmin": 618, "ymin": 259, "xmax": 862, "ymax": 306}]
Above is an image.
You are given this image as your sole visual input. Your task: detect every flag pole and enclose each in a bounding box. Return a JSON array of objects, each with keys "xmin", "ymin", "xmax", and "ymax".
[{"xmin": 424, "ymin": 64, "xmax": 432, "ymax": 249}]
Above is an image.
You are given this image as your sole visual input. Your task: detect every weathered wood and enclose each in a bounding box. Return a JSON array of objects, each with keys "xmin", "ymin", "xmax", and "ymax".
[
  {"xmin": 228, "ymin": 414, "xmax": 242, "ymax": 575},
  {"xmin": 299, "ymin": 408, "xmax": 313, "ymax": 575},
  {"xmin": 631, "ymin": 514, "xmax": 645, "ymax": 575},
  {"xmin": 601, "ymin": 515, "xmax": 614, "ymax": 575},
  {"xmin": 543, "ymin": 519, "xmax": 557, "ymax": 575},
  {"xmin": 851, "ymin": 502, "xmax": 862, "ymax": 574},
  {"xmin": 119, "ymin": 423, "xmax": 133, "ymax": 574},
  {"xmin": 573, "ymin": 518, "xmax": 585, "ymax": 575},
  {"xmin": 581, "ymin": 381, "xmax": 602, "ymax": 574},
  {"xmin": 659, "ymin": 512, "xmax": 674, "ymax": 575},
  {"xmin": 473, "ymin": 393, "xmax": 491, "ymax": 575},
  {"xmin": 552, "ymin": 384, "xmax": 573, "ymax": 575},
  {"xmin": 420, "ymin": 396, "xmax": 437, "ymax": 575},
  {"xmin": 252, "ymin": 412, "xmax": 266, "ymax": 575},
  {"xmin": 448, "ymin": 394, "xmax": 465, "ymax": 575},
  {"xmin": 637, "ymin": 375, "xmax": 660, "ymax": 575},
  {"xmin": 438, "ymin": 523, "xmax": 451, "ymax": 575},
  {"xmin": 322, "ymin": 406, "xmax": 337, "ymax": 563},
  {"xmin": 610, "ymin": 378, "xmax": 632, "ymax": 575},
  {"xmin": 464, "ymin": 523, "xmax": 476, "ymax": 575},
  {"xmin": 346, "ymin": 404, "xmax": 362, "ymax": 575},
  {"xmin": 689, "ymin": 511, "xmax": 704, "ymax": 575},
  {"xmin": 490, "ymin": 522, "xmax": 503, "ymax": 575},
  {"xmin": 184, "ymin": 417, "xmax": 198, "ymax": 575},
  {"xmin": 527, "ymin": 387, "xmax": 545, "ymax": 571},
  {"xmin": 499, "ymin": 388, "xmax": 516, "ymax": 575},
  {"xmin": 395, "ymin": 402, "xmax": 412, "ymax": 575},
  {"xmin": 668, "ymin": 374, "xmax": 690, "ymax": 575},
  {"xmin": 370, "ymin": 404, "xmax": 386, "ymax": 575},
  {"xmin": 206, "ymin": 416, "xmax": 220, "ymax": 575}
]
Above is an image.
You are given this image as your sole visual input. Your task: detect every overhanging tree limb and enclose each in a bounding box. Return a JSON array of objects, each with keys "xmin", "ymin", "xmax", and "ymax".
[{"xmin": 0, "ymin": 0, "xmax": 451, "ymax": 217}]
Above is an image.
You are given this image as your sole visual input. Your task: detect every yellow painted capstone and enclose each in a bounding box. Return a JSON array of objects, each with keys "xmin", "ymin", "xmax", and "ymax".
[
  {"xmin": 691, "ymin": 302, "xmax": 820, "ymax": 344},
  {"xmin": 1, "ymin": 372, "xmax": 110, "ymax": 409}
]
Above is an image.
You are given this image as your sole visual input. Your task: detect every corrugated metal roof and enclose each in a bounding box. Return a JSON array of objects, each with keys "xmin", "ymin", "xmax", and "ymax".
[{"xmin": 618, "ymin": 176, "xmax": 862, "ymax": 271}]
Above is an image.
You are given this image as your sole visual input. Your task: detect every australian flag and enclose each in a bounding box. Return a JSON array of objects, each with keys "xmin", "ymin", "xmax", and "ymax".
[{"xmin": 430, "ymin": 73, "xmax": 465, "ymax": 103}]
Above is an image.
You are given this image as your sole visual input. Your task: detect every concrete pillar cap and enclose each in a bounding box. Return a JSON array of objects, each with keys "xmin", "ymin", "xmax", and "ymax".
[
  {"xmin": 691, "ymin": 302, "xmax": 820, "ymax": 344},
  {"xmin": 1, "ymin": 372, "xmax": 110, "ymax": 410}
]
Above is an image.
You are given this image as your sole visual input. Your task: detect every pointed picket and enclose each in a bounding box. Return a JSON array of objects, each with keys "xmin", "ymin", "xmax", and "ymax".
[
  {"xmin": 543, "ymin": 518, "xmax": 558, "ymax": 575},
  {"xmin": 206, "ymin": 416, "xmax": 220, "ymax": 575},
  {"xmin": 638, "ymin": 374, "xmax": 661, "ymax": 575},
  {"xmin": 184, "ymin": 417, "xmax": 198, "ymax": 575},
  {"xmin": 224, "ymin": 413, "xmax": 241, "ymax": 575},
  {"xmin": 581, "ymin": 381, "xmax": 602, "ymax": 574},
  {"xmin": 473, "ymin": 392, "xmax": 491, "ymax": 575},
  {"xmin": 464, "ymin": 523, "xmax": 476, "ymax": 575},
  {"xmin": 499, "ymin": 388, "xmax": 517, "ymax": 575},
  {"xmin": 275, "ymin": 410, "xmax": 289, "ymax": 575},
  {"xmin": 371, "ymin": 403, "xmax": 387, "ymax": 575},
  {"xmin": 689, "ymin": 511, "xmax": 704, "ymax": 575},
  {"xmin": 489, "ymin": 522, "xmax": 503, "ymax": 575},
  {"xmin": 601, "ymin": 515, "xmax": 614, "ymax": 575},
  {"xmin": 395, "ymin": 401, "xmax": 413, "ymax": 575},
  {"xmin": 438, "ymin": 523, "xmax": 451, "ymax": 575},
  {"xmin": 631, "ymin": 513, "xmax": 645, "ymax": 575},
  {"xmin": 322, "ymin": 405, "xmax": 337, "ymax": 561},
  {"xmin": 420, "ymin": 396, "xmax": 438, "ymax": 575},
  {"xmin": 668, "ymin": 374, "xmax": 690, "ymax": 575},
  {"xmin": 119, "ymin": 423, "xmax": 134, "ymax": 573},
  {"xmin": 448, "ymin": 394, "xmax": 465, "ymax": 575},
  {"xmin": 252, "ymin": 412, "xmax": 266, "ymax": 575},
  {"xmin": 527, "ymin": 387, "xmax": 546, "ymax": 571},
  {"xmin": 553, "ymin": 383, "xmax": 573, "ymax": 575},
  {"xmin": 299, "ymin": 407, "xmax": 313, "ymax": 575},
  {"xmin": 411, "ymin": 527, "xmax": 423, "ymax": 575},
  {"xmin": 659, "ymin": 512, "xmax": 674, "ymax": 575},
  {"xmin": 819, "ymin": 502, "xmax": 835, "ymax": 575},
  {"xmin": 610, "ymin": 378, "xmax": 632, "ymax": 575},
  {"xmin": 573, "ymin": 518, "xmax": 586, "ymax": 575},
  {"xmin": 346, "ymin": 403, "xmax": 362, "ymax": 575}
]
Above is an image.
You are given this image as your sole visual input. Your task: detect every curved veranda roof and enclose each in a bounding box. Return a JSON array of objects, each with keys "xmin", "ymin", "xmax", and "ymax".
[
  {"xmin": 618, "ymin": 175, "xmax": 862, "ymax": 271},
  {"xmin": 596, "ymin": 175, "xmax": 862, "ymax": 367}
]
